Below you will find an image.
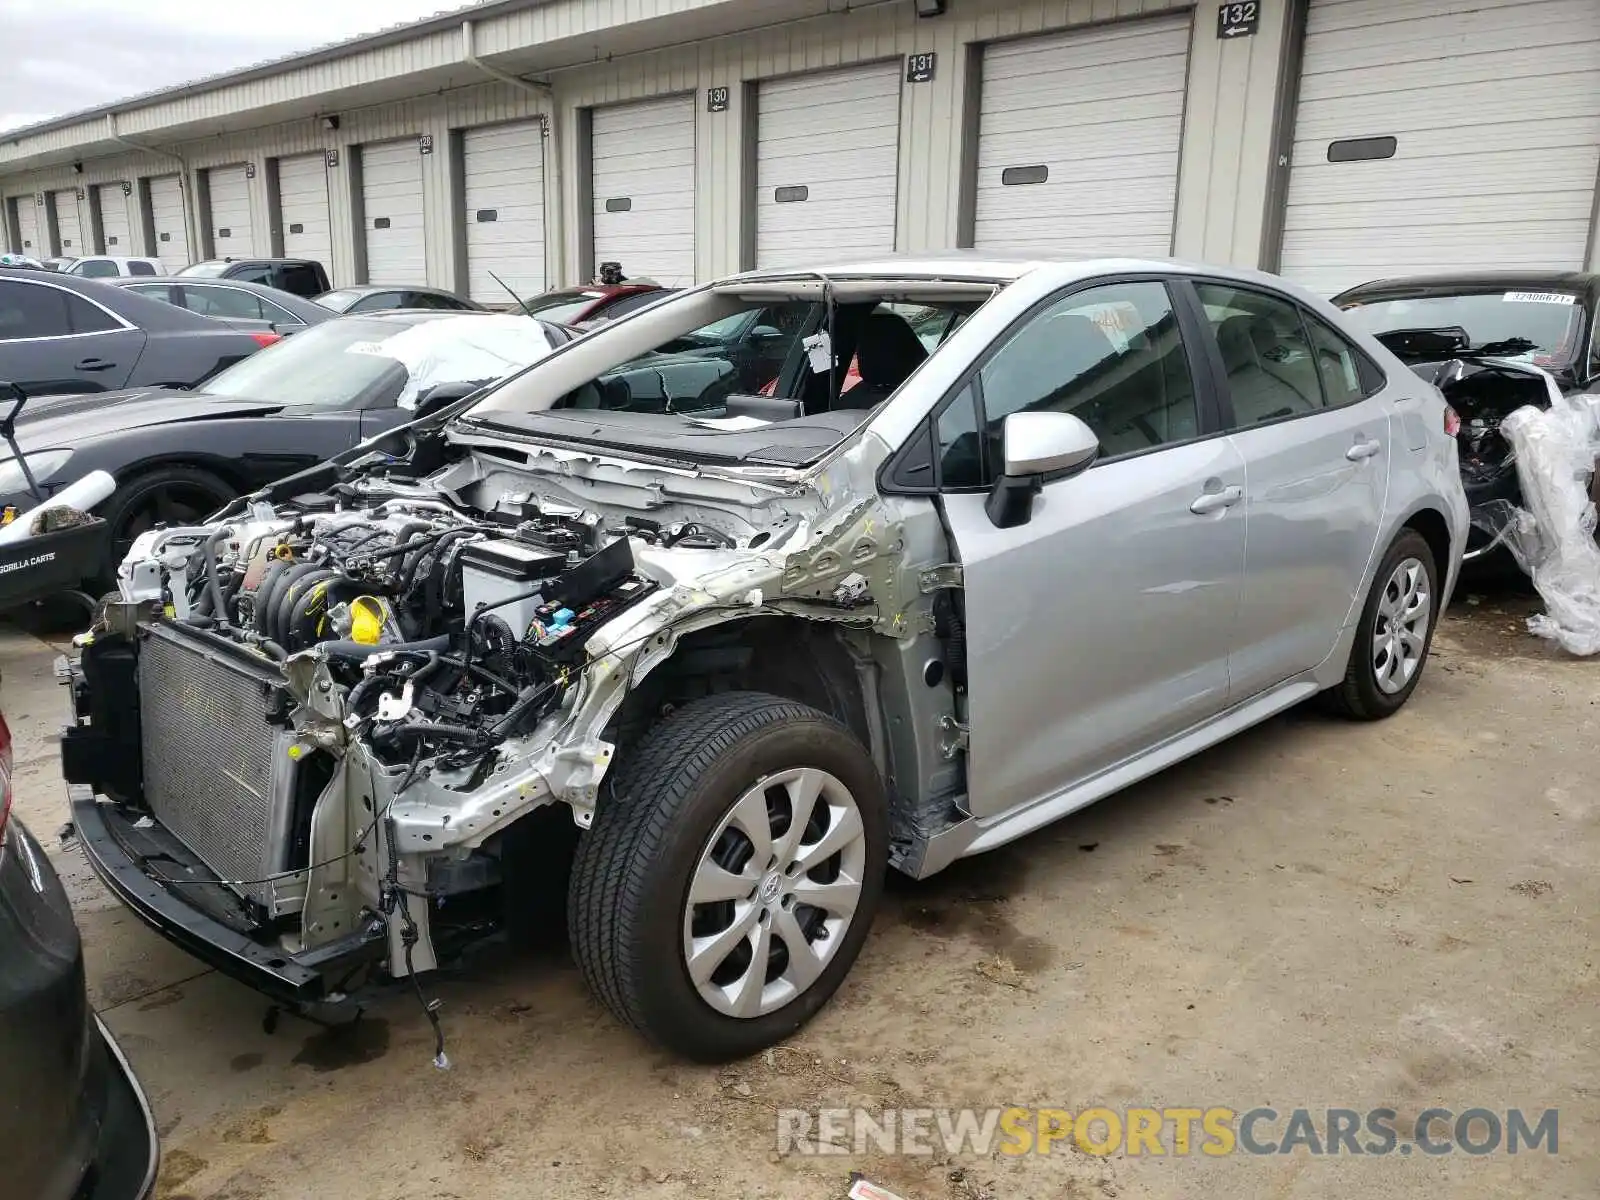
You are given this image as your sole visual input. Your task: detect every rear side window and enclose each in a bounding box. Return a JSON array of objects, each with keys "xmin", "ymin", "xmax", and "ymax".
[
  {"xmin": 183, "ymin": 285, "xmax": 266, "ymax": 321},
  {"xmin": 1195, "ymin": 283, "xmax": 1324, "ymax": 428},
  {"xmin": 128, "ymin": 260, "xmax": 157, "ymax": 276},
  {"xmin": 1303, "ymin": 311, "xmax": 1384, "ymax": 402},
  {"xmin": 230, "ymin": 263, "xmax": 274, "ymax": 285},
  {"xmin": 65, "ymin": 293, "xmax": 120, "ymax": 333},
  {"xmin": 77, "ymin": 259, "xmax": 120, "ymax": 278}
]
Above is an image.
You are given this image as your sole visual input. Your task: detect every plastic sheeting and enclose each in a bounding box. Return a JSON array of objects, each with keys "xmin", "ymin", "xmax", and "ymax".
[
  {"xmin": 367, "ymin": 314, "xmax": 559, "ymax": 410},
  {"xmin": 1495, "ymin": 383, "xmax": 1600, "ymax": 655}
]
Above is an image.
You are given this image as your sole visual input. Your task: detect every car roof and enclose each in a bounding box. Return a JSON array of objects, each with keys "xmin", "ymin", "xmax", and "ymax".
[
  {"xmin": 0, "ymin": 267, "xmax": 259, "ymax": 330},
  {"xmin": 331, "ymin": 284, "xmax": 456, "ymax": 296},
  {"xmin": 1335, "ymin": 270, "xmax": 1600, "ymax": 301}
]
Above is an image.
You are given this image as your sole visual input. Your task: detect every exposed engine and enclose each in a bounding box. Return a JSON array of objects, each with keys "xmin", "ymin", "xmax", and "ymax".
[
  {"xmin": 1439, "ymin": 363, "xmax": 1553, "ymax": 489},
  {"xmin": 120, "ymin": 492, "xmax": 663, "ymax": 775}
]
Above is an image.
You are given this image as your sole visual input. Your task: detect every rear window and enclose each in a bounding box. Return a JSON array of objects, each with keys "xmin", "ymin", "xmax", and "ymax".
[
  {"xmin": 128, "ymin": 260, "xmax": 158, "ymax": 276},
  {"xmin": 521, "ymin": 289, "xmax": 606, "ymax": 324},
  {"xmin": 1341, "ymin": 290, "xmax": 1586, "ymax": 369}
]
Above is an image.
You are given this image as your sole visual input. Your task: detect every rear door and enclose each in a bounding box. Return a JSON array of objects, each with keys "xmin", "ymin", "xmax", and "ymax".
[
  {"xmin": 0, "ymin": 279, "xmax": 145, "ymax": 394},
  {"xmin": 1183, "ymin": 278, "xmax": 1391, "ymax": 698},
  {"xmin": 934, "ymin": 278, "xmax": 1247, "ymax": 817}
]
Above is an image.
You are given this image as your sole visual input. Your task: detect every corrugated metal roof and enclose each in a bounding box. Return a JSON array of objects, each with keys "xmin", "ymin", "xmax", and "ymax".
[{"xmin": 0, "ymin": 0, "xmax": 546, "ymax": 142}]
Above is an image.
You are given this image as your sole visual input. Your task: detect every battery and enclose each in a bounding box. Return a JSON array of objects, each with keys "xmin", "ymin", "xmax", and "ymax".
[{"xmin": 459, "ymin": 539, "xmax": 565, "ymax": 638}]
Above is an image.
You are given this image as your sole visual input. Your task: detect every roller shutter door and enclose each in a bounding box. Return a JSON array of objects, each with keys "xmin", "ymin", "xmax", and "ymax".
[
  {"xmin": 52, "ymin": 190, "xmax": 84, "ymax": 255},
  {"xmin": 972, "ymin": 15, "xmax": 1190, "ymax": 256},
  {"xmin": 362, "ymin": 139, "xmax": 427, "ymax": 285},
  {"xmin": 206, "ymin": 165, "xmax": 255, "ymax": 257},
  {"xmin": 463, "ymin": 121, "xmax": 545, "ymax": 303},
  {"xmin": 148, "ymin": 175, "xmax": 189, "ymax": 271},
  {"xmin": 97, "ymin": 183, "xmax": 131, "ymax": 252},
  {"xmin": 1281, "ymin": 0, "xmax": 1600, "ymax": 295},
  {"xmin": 15, "ymin": 197, "xmax": 41, "ymax": 256},
  {"xmin": 276, "ymin": 153, "xmax": 333, "ymax": 272},
  {"xmin": 755, "ymin": 63, "xmax": 902, "ymax": 268},
  {"xmin": 591, "ymin": 96, "xmax": 695, "ymax": 287}
]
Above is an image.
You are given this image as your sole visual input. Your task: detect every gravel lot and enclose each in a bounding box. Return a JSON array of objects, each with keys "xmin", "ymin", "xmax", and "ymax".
[{"xmin": 6, "ymin": 590, "xmax": 1596, "ymax": 1200}]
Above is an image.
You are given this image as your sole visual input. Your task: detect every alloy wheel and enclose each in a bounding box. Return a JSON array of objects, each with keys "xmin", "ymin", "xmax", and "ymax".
[
  {"xmin": 1372, "ymin": 556, "xmax": 1431, "ymax": 695},
  {"xmin": 681, "ymin": 766, "xmax": 867, "ymax": 1019}
]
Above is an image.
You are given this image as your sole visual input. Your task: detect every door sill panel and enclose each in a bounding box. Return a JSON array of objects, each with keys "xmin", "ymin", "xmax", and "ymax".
[{"xmin": 906, "ymin": 676, "xmax": 1322, "ymax": 878}]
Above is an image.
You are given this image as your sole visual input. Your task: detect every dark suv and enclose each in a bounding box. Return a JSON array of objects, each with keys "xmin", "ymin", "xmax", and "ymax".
[{"xmin": 176, "ymin": 258, "xmax": 330, "ymax": 298}]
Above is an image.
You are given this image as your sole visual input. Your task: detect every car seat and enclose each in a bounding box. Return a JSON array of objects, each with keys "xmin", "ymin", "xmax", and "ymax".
[{"xmin": 832, "ymin": 311, "xmax": 929, "ymax": 408}]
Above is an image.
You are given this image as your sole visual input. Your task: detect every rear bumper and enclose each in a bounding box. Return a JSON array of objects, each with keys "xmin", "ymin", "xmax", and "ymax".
[{"xmin": 70, "ymin": 790, "xmax": 384, "ymax": 1011}]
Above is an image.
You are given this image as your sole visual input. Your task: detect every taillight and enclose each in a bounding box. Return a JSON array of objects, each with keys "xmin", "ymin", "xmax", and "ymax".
[
  {"xmin": 1443, "ymin": 404, "xmax": 1462, "ymax": 437},
  {"xmin": 0, "ymin": 709, "xmax": 12, "ymax": 837},
  {"xmin": 250, "ymin": 332, "xmax": 283, "ymax": 349}
]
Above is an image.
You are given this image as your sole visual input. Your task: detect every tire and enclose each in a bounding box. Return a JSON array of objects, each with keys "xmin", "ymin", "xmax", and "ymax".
[
  {"xmin": 568, "ymin": 691, "xmax": 887, "ymax": 1062},
  {"xmin": 1323, "ymin": 529, "xmax": 1439, "ymax": 720},
  {"xmin": 98, "ymin": 465, "xmax": 234, "ymax": 583}
]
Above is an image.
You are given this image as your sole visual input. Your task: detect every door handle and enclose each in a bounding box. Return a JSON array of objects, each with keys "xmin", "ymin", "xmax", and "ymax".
[
  {"xmin": 75, "ymin": 358, "xmax": 117, "ymax": 371},
  {"xmin": 1189, "ymin": 485, "xmax": 1243, "ymax": 515},
  {"xmin": 1346, "ymin": 438, "xmax": 1382, "ymax": 461}
]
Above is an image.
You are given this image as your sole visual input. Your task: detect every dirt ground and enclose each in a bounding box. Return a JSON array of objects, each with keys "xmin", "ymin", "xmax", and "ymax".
[{"xmin": 6, "ymin": 586, "xmax": 1596, "ymax": 1200}]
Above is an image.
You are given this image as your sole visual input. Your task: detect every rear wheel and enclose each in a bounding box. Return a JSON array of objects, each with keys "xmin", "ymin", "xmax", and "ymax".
[
  {"xmin": 1324, "ymin": 529, "xmax": 1439, "ymax": 720},
  {"xmin": 568, "ymin": 691, "xmax": 887, "ymax": 1061}
]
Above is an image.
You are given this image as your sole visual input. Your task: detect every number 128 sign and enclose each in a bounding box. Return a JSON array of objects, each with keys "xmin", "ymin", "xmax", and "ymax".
[{"xmin": 1217, "ymin": 1, "xmax": 1259, "ymax": 38}]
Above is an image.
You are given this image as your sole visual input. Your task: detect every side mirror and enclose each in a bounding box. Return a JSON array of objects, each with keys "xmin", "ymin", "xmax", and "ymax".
[
  {"xmin": 271, "ymin": 322, "xmax": 305, "ymax": 336},
  {"xmin": 749, "ymin": 325, "xmax": 784, "ymax": 342},
  {"xmin": 985, "ymin": 411, "xmax": 1099, "ymax": 529}
]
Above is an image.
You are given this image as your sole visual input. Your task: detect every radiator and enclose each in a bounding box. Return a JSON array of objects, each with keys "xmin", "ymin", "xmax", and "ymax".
[{"xmin": 137, "ymin": 622, "xmax": 300, "ymax": 910}]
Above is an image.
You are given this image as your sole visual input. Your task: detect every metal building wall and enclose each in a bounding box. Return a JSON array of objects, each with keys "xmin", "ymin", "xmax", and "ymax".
[{"xmin": 0, "ymin": 0, "xmax": 1326, "ymax": 288}]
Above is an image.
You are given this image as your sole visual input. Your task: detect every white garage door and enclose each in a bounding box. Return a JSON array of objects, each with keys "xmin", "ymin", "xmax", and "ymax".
[
  {"xmin": 463, "ymin": 121, "xmax": 545, "ymax": 303},
  {"xmin": 277, "ymin": 153, "xmax": 333, "ymax": 272},
  {"xmin": 972, "ymin": 15, "xmax": 1190, "ymax": 256},
  {"xmin": 207, "ymin": 165, "xmax": 255, "ymax": 257},
  {"xmin": 97, "ymin": 183, "xmax": 131, "ymax": 252},
  {"xmin": 755, "ymin": 64, "xmax": 902, "ymax": 268},
  {"xmin": 14, "ymin": 197, "xmax": 41, "ymax": 256},
  {"xmin": 148, "ymin": 175, "xmax": 189, "ymax": 272},
  {"xmin": 52, "ymin": 190, "xmax": 84, "ymax": 255},
  {"xmin": 591, "ymin": 95, "xmax": 695, "ymax": 287},
  {"xmin": 1281, "ymin": 0, "xmax": 1600, "ymax": 295},
  {"xmin": 362, "ymin": 138, "xmax": 427, "ymax": 285}
]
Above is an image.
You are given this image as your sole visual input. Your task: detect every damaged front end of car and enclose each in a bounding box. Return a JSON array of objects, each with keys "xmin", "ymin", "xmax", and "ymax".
[{"xmin": 57, "ymin": 410, "xmax": 925, "ymax": 1020}]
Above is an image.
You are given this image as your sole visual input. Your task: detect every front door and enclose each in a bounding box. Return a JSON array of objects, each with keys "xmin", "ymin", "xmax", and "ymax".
[
  {"xmin": 936, "ymin": 279, "xmax": 1247, "ymax": 820},
  {"xmin": 1186, "ymin": 281, "xmax": 1391, "ymax": 698}
]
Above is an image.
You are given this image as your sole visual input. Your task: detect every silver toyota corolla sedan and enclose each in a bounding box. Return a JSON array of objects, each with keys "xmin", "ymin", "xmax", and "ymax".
[{"xmin": 65, "ymin": 253, "xmax": 1468, "ymax": 1063}]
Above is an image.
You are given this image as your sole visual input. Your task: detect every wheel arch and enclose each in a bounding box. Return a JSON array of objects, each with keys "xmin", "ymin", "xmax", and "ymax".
[{"xmin": 106, "ymin": 454, "xmax": 248, "ymax": 503}]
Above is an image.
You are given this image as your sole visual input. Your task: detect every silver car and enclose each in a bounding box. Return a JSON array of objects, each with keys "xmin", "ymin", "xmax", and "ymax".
[{"xmin": 65, "ymin": 255, "xmax": 1468, "ymax": 1064}]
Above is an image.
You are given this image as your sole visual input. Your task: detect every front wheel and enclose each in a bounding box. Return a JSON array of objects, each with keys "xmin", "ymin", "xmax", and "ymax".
[
  {"xmin": 1324, "ymin": 529, "xmax": 1439, "ymax": 720},
  {"xmin": 568, "ymin": 691, "xmax": 887, "ymax": 1061}
]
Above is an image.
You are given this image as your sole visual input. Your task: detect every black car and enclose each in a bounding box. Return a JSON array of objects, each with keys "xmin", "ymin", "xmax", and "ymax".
[
  {"xmin": 176, "ymin": 258, "xmax": 330, "ymax": 298},
  {"xmin": 1, "ymin": 700, "xmax": 159, "ymax": 1200},
  {"xmin": 0, "ymin": 270, "xmax": 281, "ymax": 397},
  {"xmin": 1335, "ymin": 271, "xmax": 1600, "ymax": 562},
  {"xmin": 0, "ymin": 312, "xmax": 570, "ymax": 579},
  {"xmin": 314, "ymin": 284, "xmax": 487, "ymax": 315},
  {"xmin": 108, "ymin": 277, "xmax": 334, "ymax": 336}
]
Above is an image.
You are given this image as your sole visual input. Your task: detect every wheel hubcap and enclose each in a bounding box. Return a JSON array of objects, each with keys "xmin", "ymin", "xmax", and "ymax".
[
  {"xmin": 1372, "ymin": 556, "xmax": 1431, "ymax": 695},
  {"xmin": 682, "ymin": 766, "xmax": 866, "ymax": 1019}
]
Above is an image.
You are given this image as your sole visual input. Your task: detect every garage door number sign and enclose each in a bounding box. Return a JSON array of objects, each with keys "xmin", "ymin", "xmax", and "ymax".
[
  {"xmin": 1217, "ymin": 1, "xmax": 1259, "ymax": 38},
  {"xmin": 707, "ymin": 87, "xmax": 730, "ymax": 113},
  {"xmin": 906, "ymin": 52, "xmax": 937, "ymax": 83}
]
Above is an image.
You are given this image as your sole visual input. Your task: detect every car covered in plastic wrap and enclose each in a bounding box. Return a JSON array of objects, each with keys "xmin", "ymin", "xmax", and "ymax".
[{"xmin": 61, "ymin": 256, "xmax": 1467, "ymax": 1063}]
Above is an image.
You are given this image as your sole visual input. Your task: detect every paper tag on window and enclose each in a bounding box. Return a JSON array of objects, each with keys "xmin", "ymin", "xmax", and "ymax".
[
  {"xmin": 802, "ymin": 330, "xmax": 832, "ymax": 374},
  {"xmin": 1503, "ymin": 291, "xmax": 1576, "ymax": 305}
]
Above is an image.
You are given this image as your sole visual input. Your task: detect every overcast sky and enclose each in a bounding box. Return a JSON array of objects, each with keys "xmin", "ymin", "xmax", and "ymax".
[{"xmin": 1, "ymin": 0, "xmax": 470, "ymax": 133}]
